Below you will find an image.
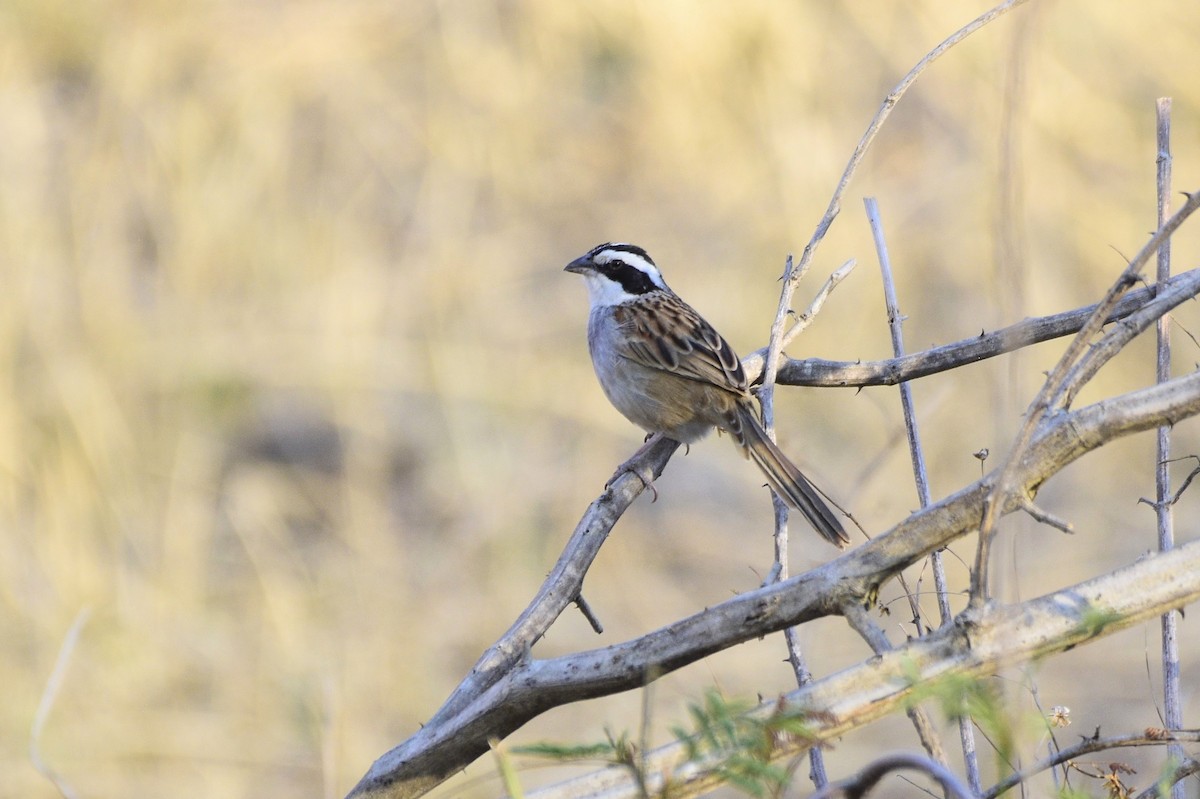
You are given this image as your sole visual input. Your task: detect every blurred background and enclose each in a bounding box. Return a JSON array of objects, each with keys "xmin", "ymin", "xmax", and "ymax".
[{"xmin": 3, "ymin": 1, "xmax": 1200, "ymax": 797}]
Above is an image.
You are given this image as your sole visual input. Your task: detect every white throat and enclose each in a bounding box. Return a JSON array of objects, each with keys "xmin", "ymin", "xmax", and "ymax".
[{"xmin": 582, "ymin": 272, "xmax": 640, "ymax": 308}]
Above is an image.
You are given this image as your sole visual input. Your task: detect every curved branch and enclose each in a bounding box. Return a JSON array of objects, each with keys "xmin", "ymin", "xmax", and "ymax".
[
  {"xmin": 786, "ymin": 0, "xmax": 1030, "ymax": 288},
  {"xmin": 367, "ymin": 436, "xmax": 680, "ymax": 798},
  {"xmin": 812, "ymin": 752, "xmax": 975, "ymax": 799}
]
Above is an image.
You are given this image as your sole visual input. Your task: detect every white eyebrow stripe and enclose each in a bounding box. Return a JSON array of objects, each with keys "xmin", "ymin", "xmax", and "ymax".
[{"xmin": 593, "ymin": 248, "xmax": 666, "ymax": 290}]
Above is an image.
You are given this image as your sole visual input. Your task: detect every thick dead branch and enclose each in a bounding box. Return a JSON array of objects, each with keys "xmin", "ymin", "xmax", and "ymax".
[
  {"xmin": 346, "ymin": 370, "xmax": 1200, "ymax": 799},
  {"xmin": 526, "ymin": 540, "xmax": 1200, "ymax": 799}
]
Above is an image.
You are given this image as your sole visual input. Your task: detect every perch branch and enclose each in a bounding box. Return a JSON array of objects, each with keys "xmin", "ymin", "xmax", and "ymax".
[{"xmin": 347, "ymin": 370, "xmax": 1200, "ymax": 799}]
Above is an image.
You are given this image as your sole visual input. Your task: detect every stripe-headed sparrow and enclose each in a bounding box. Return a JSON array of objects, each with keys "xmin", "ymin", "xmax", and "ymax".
[{"xmin": 565, "ymin": 243, "xmax": 848, "ymax": 549}]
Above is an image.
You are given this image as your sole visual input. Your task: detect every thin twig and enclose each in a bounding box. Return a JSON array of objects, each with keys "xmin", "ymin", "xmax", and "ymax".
[
  {"xmin": 760, "ymin": 254, "xmax": 829, "ymax": 788},
  {"xmin": 31, "ymin": 607, "xmax": 90, "ymax": 799},
  {"xmin": 865, "ymin": 197, "xmax": 969, "ymax": 788},
  {"xmin": 761, "ymin": 255, "xmax": 862, "ymax": 645},
  {"xmin": 864, "ymin": 198, "xmax": 943, "ymax": 630},
  {"xmin": 776, "ymin": 260, "xmax": 856, "ymax": 353},
  {"xmin": 982, "ymin": 730, "xmax": 1200, "ymax": 799},
  {"xmin": 1154, "ymin": 95, "xmax": 1185, "ymax": 799},
  {"xmin": 843, "ymin": 601, "xmax": 949, "ymax": 767},
  {"xmin": 786, "ymin": 0, "xmax": 1032, "ymax": 294},
  {"xmin": 574, "ymin": 594, "xmax": 604, "ymax": 635},
  {"xmin": 1023, "ymin": 675, "xmax": 1067, "ymax": 791},
  {"xmin": 1050, "ymin": 193, "xmax": 1200, "ymax": 411},
  {"xmin": 425, "ymin": 436, "xmax": 679, "ymax": 730},
  {"xmin": 1018, "ymin": 498, "xmax": 1073, "ymax": 534}
]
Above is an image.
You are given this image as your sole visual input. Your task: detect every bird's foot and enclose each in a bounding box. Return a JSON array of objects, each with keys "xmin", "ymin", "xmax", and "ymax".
[
  {"xmin": 606, "ymin": 463, "xmax": 658, "ymax": 501},
  {"xmin": 605, "ymin": 434, "xmax": 664, "ymax": 501}
]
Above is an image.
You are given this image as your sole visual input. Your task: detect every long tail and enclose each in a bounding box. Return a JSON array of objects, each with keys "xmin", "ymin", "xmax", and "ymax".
[{"xmin": 734, "ymin": 405, "xmax": 849, "ymax": 549}]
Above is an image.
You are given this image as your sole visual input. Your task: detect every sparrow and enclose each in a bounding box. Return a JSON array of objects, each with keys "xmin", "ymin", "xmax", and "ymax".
[{"xmin": 565, "ymin": 242, "xmax": 849, "ymax": 548}]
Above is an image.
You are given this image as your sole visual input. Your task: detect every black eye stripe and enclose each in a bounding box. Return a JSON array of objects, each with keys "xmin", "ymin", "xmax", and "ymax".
[{"xmin": 604, "ymin": 260, "xmax": 659, "ymax": 295}]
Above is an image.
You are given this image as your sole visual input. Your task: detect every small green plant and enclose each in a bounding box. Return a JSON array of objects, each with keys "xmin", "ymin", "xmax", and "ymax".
[
  {"xmin": 901, "ymin": 661, "xmax": 1017, "ymax": 776},
  {"xmin": 669, "ymin": 689, "xmax": 819, "ymax": 798},
  {"xmin": 512, "ymin": 690, "xmax": 819, "ymax": 798}
]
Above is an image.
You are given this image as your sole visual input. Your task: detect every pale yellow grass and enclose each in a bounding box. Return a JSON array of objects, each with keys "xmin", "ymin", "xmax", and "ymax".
[{"xmin": 1, "ymin": 1, "xmax": 1199, "ymax": 797}]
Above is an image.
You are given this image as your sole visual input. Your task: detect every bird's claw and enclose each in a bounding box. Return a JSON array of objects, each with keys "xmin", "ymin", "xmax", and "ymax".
[{"xmin": 605, "ymin": 463, "xmax": 659, "ymax": 502}]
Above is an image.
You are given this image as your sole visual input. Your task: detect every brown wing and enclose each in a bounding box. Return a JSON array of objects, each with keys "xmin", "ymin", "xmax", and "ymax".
[{"xmin": 612, "ymin": 293, "xmax": 749, "ymax": 393}]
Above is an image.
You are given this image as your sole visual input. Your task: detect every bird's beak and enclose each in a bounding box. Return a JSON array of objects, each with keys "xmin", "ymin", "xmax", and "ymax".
[{"xmin": 564, "ymin": 256, "xmax": 593, "ymax": 275}]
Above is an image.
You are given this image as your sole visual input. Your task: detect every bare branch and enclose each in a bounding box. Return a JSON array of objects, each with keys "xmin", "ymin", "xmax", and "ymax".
[
  {"xmin": 973, "ymin": 191, "xmax": 1200, "ymax": 607},
  {"xmin": 778, "ymin": 259, "xmax": 856, "ymax": 352},
  {"xmin": 389, "ymin": 436, "xmax": 679, "ymax": 797},
  {"xmin": 760, "ymin": 252, "xmax": 833, "ymax": 788},
  {"xmin": 31, "ymin": 608, "xmax": 90, "ymax": 799},
  {"xmin": 1154, "ymin": 96, "xmax": 1186, "ymax": 799},
  {"xmin": 573, "ymin": 594, "xmax": 604, "ymax": 635},
  {"xmin": 812, "ymin": 752, "xmax": 975, "ymax": 799},
  {"xmin": 746, "ymin": 267, "xmax": 1200, "ymax": 389},
  {"xmin": 983, "ymin": 730, "xmax": 1200, "ymax": 799},
  {"xmin": 864, "ymin": 199, "xmax": 927, "ymax": 631},
  {"xmin": 863, "ymin": 197, "xmax": 957, "ymax": 773},
  {"xmin": 525, "ymin": 541, "xmax": 1200, "ymax": 799},
  {"xmin": 786, "ymin": 0, "xmax": 1032, "ymax": 289},
  {"xmin": 1050, "ymin": 190, "xmax": 1200, "ymax": 413},
  {"xmin": 346, "ymin": 371, "xmax": 1200, "ymax": 799},
  {"xmin": 1018, "ymin": 498, "xmax": 1074, "ymax": 534}
]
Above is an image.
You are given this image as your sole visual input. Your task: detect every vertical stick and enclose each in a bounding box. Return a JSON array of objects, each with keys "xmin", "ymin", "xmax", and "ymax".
[
  {"xmin": 865, "ymin": 197, "xmax": 980, "ymax": 793},
  {"xmin": 1154, "ymin": 96, "xmax": 1183, "ymax": 797},
  {"xmin": 760, "ymin": 255, "xmax": 829, "ymax": 788}
]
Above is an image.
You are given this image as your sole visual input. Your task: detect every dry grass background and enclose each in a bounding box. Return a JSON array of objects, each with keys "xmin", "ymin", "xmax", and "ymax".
[{"xmin": 3, "ymin": 1, "xmax": 1200, "ymax": 797}]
